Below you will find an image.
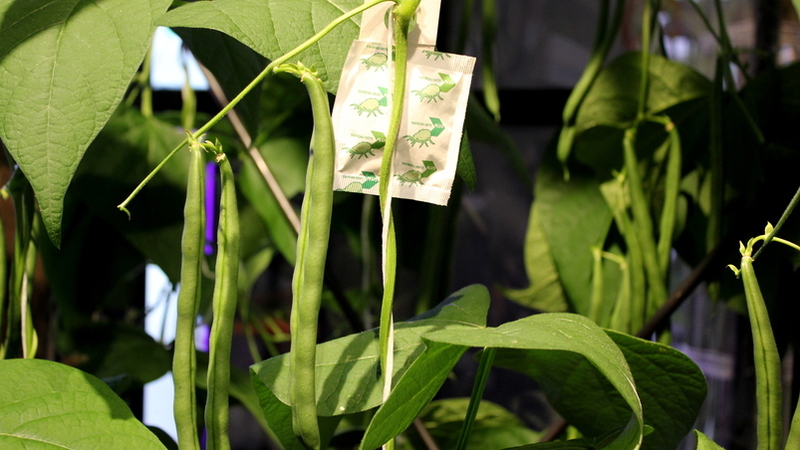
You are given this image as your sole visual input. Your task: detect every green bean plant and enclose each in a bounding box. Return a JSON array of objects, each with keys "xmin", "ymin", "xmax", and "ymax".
[
  {"xmin": 1, "ymin": 0, "xmax": 799, "ymax": 449},
  {"xmin": 507, "ymin": 0, "xmax": 800, "ymax": 447}
]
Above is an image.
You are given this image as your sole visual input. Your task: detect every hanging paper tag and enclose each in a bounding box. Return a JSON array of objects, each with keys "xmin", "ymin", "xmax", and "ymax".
[
  {"xmin": 331, "ymin": 0, "xmax": 474, "ymax": 205},
  {"xmin": 331, "ymin": 40, "xmax": 475, "ymax": 205}
]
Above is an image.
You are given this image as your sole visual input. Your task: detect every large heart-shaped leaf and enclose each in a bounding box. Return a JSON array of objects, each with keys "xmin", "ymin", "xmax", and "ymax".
[
  {"xmin": 250, "ymin": 285, "xmax": 489, "ymax": 419},
  {"xmin": 0, "ymin": 359, "xmax": 166, "ymax": 449},
  {"xmin": 426, "ymin": 313, "xmax": 644, "ymax": 450},
  {"xmin": 250, "ymin": 286, "xmax": 489, "ymax": 449},
  {"xmin": 605, "ymin": 331, "xmax": 706, "ymax": 450},
  {"xmin": 501, "ymin": 197, "xmax": 569, "ymax": 312},
  {"xmin": 0, "ymin": 0, "xmax": 172, "ymax": 246},
  {"xmin": 523, "ymin": 150, "xmax": 614, "ymax": 316},
  {"xmin": 157, "ymin": 0, "xmax": 365, "ymax": 94},
  {"xmin": 575, "ymin": 52, "xmax": 711, "ymax": 130}
]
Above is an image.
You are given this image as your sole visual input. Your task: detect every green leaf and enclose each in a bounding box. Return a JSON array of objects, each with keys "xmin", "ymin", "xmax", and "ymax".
[
  {"xmin": 457, "ymin": 131, "xmax": 477, "ymax": 191},
  {"xmin": 465, "ymin": 95, "xmax": 532, "ymax": 190},
  {"xmin": 606, "ymin": 331, "xmax": 707, "ymax": 450},
  {"xmin": 249, "ymin": 285, "xmax": 489, "ymax": 417},
  {"xmin": 193, "ymin": 351, "xmax": 279, "ymax": 442},
  {"xmin": 249, "ymin": 371, "xmax": 342, "ymax": 450},
  {"xmin": 72, "ymin": 323, "xmax": 172, "ymax": 385},
  {"xmin": 0, "ymin": 359, "xmax": 166, "ymax": 449},
  {"xmin": 575, "ymin": 52, "xmax": 712, "ymax": 130},
  {"xmin": 406, "ymin": 399, "xmax": 542, "ymax": 450},
  {"xmin": 257, "ymin": 137, "xmax": 310, "ymax": 198},
  {"xmin": 501, "ymin": 198, "xmax": 569, "ymax": 312},
  {"xmin": 426, "ymin": 313, "xmax": 644, "ymax": 450},
  {"xmin": 694, "ymin": 430, "xmax": 726, "ymax": 450},
  {"xmin": 0, "ymin": 0, "xmax": 172, "ymax": 246},
  {"xmin": 157, "ymin": 0, "xmax": 365, "ymax": 94},
  {"xmin": 531, "ymin": 150, "xmax": 613, "ymax": 315},
  {"xmin": 360, "ymin": 341, "xmax": 468, "ymax": 449}
]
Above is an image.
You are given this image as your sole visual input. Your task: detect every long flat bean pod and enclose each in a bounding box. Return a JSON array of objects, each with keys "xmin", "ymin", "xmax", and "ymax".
[
  {"xmin": 278, "ymin": 63, "xmax": 335, "ymax": 450},
  {"xmin": 205, "ymin": 153, "xmax": 241, "ymax": 450},
  {"xmin": 173, "ymin": 144, "xmax": 205, "ymax": 450},
  {"xmin": 739, "ymin": 253, "xmax": 782, "ymax": 450}
]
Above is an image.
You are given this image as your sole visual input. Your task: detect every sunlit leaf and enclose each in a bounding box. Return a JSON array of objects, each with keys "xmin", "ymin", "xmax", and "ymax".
[
  {"xmin": 360, "ymin": 341, "xmax": 467, "ymax": 449},
  {"xmin": 426, "ymin": 313, "xmax": 644, "ymax": 450},
  {"xmin": 250, "ymin": 285, "xmax": 489, "ymax": 418},
  {"xmin": 694, "ymin": 430, "xmax": 726, "ymax": 450},
  {"xmin": 157, "ymin": 0, "xmax": 365, "ymax": 94},
  {"xmin": 0, "ymin": 359, "xmax": 166, "ymax": 449},
  {"xmin": 0, "ymin": 0, "xmax": 172, "ymax": 245}
]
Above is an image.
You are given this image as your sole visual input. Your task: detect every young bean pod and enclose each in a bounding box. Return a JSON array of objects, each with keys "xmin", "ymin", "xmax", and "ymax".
[
  {"xmin": 205, "ymin": 153, "xmax": 241, "ymax": 450},
  {"xmin": 277, "ymin": 63, "xmax": 334, "ymax": 450},
  {"xmin": 739, "ymin": 253, "xmax": 782, "ymax": 450},
  {"xmin": 172, "ymin": 144, "xmax": 205, "ymax": 450}
]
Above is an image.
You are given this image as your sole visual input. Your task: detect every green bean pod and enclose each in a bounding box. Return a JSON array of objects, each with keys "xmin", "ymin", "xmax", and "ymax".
[
  {"xmin": 282, "ymin": 65, "xmax": 334, "ymax": 450},
  {"xmin": 205, "ymin": 154, "xmax": 240, "ymax": 450},
  {"xmin": 622, "ymin": 127, "xmax": 667, "ymax": 321},
  {"xmin": 740, "ymin": 254, "xmax": 782, "ymax": 450},
  {"xmin": 656, "ymin": 122, "xmax": 681, "ymax": 274},
  {"xmin": 173, "ymin": 145, "xmax": 205, "ymax": 450}
]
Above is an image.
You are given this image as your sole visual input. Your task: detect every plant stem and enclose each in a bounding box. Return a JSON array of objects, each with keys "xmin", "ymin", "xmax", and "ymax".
[
  {"xmin": 0, "ymin": 203, "xmax": 5, "ymax": 359},
  {"xmin": 481, "ymin": 0, "xmax": 500, "ymax": 121},
  {"xmin": 455, "ymin": 348, "xmax": 496, "ymax": 450},
  {"xmin": 376, "ymin": 3, "xmax": 421, "ymax": 449},
  {"xmin": 141, "ymin": 47, "xmax": 154, "ymax": 119},
  {"xmin": 556, "ymin": 0, "xmax": 626, "ymax": 168},
  {"xmin": 200, "ymin": 64, "xmax": 301, "ymax": 234},
  {"xmin": 651, "ymin": 117, "xmax": 680, "ymax": 273},
  {"xmin": 637, "ymin": 0, "xmax": 653, "ymax": 120},
  {"xmin": 753, "ymin": 185, "xmax": 800, "ymax": 260}
]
